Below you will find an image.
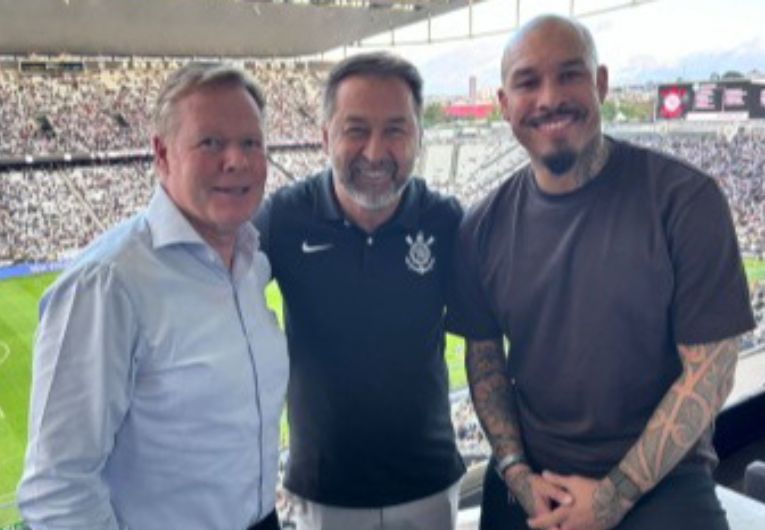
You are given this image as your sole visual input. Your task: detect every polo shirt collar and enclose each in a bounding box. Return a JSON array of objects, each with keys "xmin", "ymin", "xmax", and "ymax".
[
  {"xmin": 316, "ymin": 169, "xmax": 343, "ymax": 221},
  {"xmin": 315, "ymin": 169, "xmax": 421, "ymax": 232}
]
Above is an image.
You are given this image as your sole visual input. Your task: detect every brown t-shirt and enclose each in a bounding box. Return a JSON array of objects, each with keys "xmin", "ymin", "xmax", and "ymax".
[{"xmin": 451, "ymin": 138, "xmax": 755, "ymax": 477}]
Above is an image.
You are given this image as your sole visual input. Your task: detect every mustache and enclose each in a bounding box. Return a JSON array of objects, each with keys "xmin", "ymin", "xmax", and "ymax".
[
  {"xmin": 525, "ymin": 104, "xmax": 586, "ymax": 127},
  {"xmin": 350, "ymin": 157, "xmax": 398, "ymax": 175}
]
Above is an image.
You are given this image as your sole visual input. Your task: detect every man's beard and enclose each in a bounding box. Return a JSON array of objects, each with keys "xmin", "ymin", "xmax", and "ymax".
[
  {"xmin": 542, "ymin": 133, "xmax": 608, "ymax": 182},
  {"xmin": 337, "ymin": 157, "xmax": 408, "ymax": 211},
  {"xmin": 524, "ymin": 102, "xmax": 591, "ymax": 177},
  {"xmin": 541, "ymin": 150, "xmax": 577, "ymax": 176}
]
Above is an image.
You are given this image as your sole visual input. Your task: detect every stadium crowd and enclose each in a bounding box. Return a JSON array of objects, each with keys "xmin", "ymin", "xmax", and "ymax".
[
  {"xmin": 0, "ymin": 61, "xmax": 322, "ymax": 156},
  {"xmin": 0, "ymin": 68, "xmax": 157, "ymax": 155},
  {"xmin": 0, "ymin": 157, "xmax": 323, "ymax": 263}
]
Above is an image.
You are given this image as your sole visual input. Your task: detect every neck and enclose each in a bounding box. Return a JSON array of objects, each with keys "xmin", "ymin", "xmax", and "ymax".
[
  {"xmin": 209, "ymin": 238, "xmax": 236, "ymax": 271},
  {"xmin": 532, "ymin": 135, "xmax": 611, "ymax": 195},
  {"xmin": 217, "ymin": 245, "xmax": 235, "ymax": 271},
  {"xmin": 195, "ymin": 226, "xmax": 236, "ymax": 270}
]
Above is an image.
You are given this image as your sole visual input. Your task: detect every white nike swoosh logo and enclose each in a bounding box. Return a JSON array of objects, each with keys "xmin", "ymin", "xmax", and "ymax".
[{"xmin": 301, "ymin": 241, "xmax": 333, "ymax": 253}]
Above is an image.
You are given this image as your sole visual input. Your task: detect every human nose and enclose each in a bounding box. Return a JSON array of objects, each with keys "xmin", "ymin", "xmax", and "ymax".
[
  {"xmin": 537, "ymin": 78, "xmax": 562, "ymax": 111},
  {"xmin": 362, "ymin": 132, "xmax": 387, "ymax": 162},
  {"xmin": 222, "ymin": 145, "xmax": 249, "ymax": 172}
]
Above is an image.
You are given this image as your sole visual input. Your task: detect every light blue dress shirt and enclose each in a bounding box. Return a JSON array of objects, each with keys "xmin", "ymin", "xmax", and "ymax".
[{"xmin": 18, "ymin": 186, "xmax": 288, "ymax": 530}]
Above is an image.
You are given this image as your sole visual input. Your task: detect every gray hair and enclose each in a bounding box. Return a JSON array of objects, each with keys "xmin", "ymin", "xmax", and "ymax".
[
  {"xmin": 153, "ymin": 62, "xmax": 266, "ymax": 138},
  {"xmin": 322, "ymin": 51, "xmax": 423, "ymax": 123},
  {"xmin": 501, "ymin": 14, "xmax": 599, "ymax": 83}
]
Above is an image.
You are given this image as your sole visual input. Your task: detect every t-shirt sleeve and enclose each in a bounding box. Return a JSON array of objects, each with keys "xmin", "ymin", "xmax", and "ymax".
[
  {"xmin": 447, "ymin": 203, "xmax": 503, "ymax": 340},
  {"xmin": 441, "ymin": 197, "xmax": 463, "ymax": 333},
  {"xmin": 669, "ymin": 177, "xmax": 755, "ymax": 345}
]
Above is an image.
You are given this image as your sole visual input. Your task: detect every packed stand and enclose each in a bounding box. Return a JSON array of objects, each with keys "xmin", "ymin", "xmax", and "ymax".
[
  {"xmin": 746, "ymin": 281, "xmax": 765, "ymax": 349},
  {"xmin": 1, "ymin": 169, "xmax": 98, "ymax": 262},
  {"xmin": 0, "ymin": 155, "xmax": 321, "ymax": 263},
  {"xmin": 254, "ymin": 62, "xmax": 323, "ymax": 145},
  {"xmin": 0, "ymin": 61, "xmax": 323, "ymax": 157},
  {"xmin": 267, "ymin": 149, "xmax": 327, "ymax": 195},
  {"xmin": 0, "ymin": 68, "xmax": 157, "ymax": 155}
]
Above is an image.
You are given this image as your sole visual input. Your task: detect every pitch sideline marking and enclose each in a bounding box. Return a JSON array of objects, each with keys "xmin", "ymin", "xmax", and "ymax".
[
  {"xmin": 0, "ymin": 342, "xmax": 10, "ymax": 421},
  {"xmin": 0, "ymin": 340, "xmax": 9, "ymax": 367}
]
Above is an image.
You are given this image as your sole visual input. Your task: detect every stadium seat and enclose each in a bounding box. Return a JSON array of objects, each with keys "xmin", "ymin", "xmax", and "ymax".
[{"xmin": 744, "ymin": 460, "xmax": 765, "ymax": 503}]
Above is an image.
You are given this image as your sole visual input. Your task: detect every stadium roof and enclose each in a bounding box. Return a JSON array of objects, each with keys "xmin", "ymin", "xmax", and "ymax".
[
  {"xmin": 0, "ymin": 0, "xmax": 662, "ymax": 59},
  {"xmin": 0, "ymin": 0, "xmax": 481, "ymax": 58}
]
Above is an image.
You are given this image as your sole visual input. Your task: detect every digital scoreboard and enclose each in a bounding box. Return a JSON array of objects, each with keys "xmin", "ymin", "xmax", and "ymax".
[{"xmin": 657, "ymin": 80, "xmax": 765, "ymax": 120}]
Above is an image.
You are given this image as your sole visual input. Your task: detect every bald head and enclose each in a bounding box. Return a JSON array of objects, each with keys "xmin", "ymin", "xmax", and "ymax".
[
  {"xmin": 495, "ymin": 13, "xmax": 609, "ymax": 188},
  {"xmin": 501, "ymin": 15, "xmax": 599, "ymax": 84}
]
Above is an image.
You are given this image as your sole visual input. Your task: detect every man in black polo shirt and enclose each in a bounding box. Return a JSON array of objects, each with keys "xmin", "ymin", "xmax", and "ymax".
[
  {"xmin": 255, "ymin": 52, "xmax": 464, "ymax": 530},
  {"xmin": 451, "ymin": 14, "xmax": 755, "ymax": 530}
]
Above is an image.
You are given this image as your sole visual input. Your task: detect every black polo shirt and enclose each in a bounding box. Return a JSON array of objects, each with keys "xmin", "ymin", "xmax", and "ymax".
[{"xmin": 255, "ymin": 170, "xmax": 465, "ymax": 507}]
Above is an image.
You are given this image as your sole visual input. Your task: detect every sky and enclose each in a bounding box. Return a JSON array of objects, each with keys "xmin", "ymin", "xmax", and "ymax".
[{"xmin": 325, "ymin": 0, "xmax": 765, "ymax": 96}]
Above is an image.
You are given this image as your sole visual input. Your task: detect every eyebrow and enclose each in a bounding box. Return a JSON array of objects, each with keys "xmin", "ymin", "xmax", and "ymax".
[
  {"xmin": 511, "ymin": 58, "xmax": 589, "ymax": 79},
  {"xmin": 343, "ymin": 116, "xmax": 410, "ymax": 125},
  {"xmin": 559, "ymin": 59, "xmax": 589, "ymax": 70}
]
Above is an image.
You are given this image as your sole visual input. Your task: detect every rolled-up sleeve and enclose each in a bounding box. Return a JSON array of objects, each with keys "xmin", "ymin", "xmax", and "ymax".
[{"xmin": 18, "ymin": 263, "xmax": 136, "ymax": 530}]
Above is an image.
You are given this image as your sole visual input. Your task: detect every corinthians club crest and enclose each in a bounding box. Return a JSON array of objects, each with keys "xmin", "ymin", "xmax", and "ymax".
[{"xmin": 405, "ymin": 231, "xmax": 435, "ymax": 275}]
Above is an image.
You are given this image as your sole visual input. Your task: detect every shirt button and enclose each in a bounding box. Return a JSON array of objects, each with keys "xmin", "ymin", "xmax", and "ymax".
[{"xmin": 366, "ymin": 236, "xmax": 374, "ymax": 246}]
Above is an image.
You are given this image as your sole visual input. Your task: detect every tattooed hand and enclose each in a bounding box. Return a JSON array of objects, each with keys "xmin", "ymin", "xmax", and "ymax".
[
  {"xmin": 506, "ymin": 465, "xmax": 573, "ymax": 528},
  {"xmin": 527, "ymin": 472, "xmax": 631, "ymax": 530}
]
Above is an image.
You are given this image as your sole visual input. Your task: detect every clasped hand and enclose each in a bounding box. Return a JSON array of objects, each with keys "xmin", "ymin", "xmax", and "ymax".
[{"xmin": 508, "ymin": 470, "xmax": 631, "ymax": 530}]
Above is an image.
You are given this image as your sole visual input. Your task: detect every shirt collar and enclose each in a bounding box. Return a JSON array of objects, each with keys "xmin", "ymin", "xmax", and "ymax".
[
  {"xmin": 146, "ymin": 184, "xmax": 259, "ymax": 255},
  {"xmin": 316, "ymin": 169, "xmax": 343, "ymax": 221},
  {"xmin": 315, "ymin": 169, "xmax": 421, "ymax": 232}
]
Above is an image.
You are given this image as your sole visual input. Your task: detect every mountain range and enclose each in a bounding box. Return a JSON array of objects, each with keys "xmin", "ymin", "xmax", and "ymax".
[{"xmin": 417, "ymin": 39, "xmax": 765, "ymax": 97}]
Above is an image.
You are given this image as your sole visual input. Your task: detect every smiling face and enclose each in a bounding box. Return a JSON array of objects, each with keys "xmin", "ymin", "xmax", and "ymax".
[
  {"xmin": 154, "ymin": 82, "xmax": 267, "ymax": 252},
  {"xmin": 498, "ymin": 18, "xmax": 608, "ymax": 178},
  {"xmin": 323, "ymin": 74, "xmax": 420, "ymax": 225}
]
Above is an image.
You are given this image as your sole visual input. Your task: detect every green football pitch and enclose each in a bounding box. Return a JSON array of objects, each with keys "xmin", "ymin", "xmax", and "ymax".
[{"xmin": 1, "ymin": 260, "xmax": 762, "ymax": 527}]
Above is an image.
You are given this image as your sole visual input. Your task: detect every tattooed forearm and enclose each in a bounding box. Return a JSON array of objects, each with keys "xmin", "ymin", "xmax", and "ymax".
[
  {"xmin": 592, "ymin": 476, "xmax": 628, "ymax": 528},
  {"xmin": 465, "ymin": 338, "xmax": 524, "ymax": 458},
  {"xmin": 467, "ymin": 338, "xmax": 541, "ymax": 514},
  {"xmin": 507, "ymin": 466, "xmax": 539, "ymax": 516},
  {"xmin": 611, "ymin": 337, "xmax": 739, "ymax": 499}
]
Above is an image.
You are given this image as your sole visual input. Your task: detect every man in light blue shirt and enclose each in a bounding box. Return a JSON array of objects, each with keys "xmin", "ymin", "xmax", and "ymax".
[{"xmin": 17, "ymin": 63, "xmax": 288, "ymax": 530}]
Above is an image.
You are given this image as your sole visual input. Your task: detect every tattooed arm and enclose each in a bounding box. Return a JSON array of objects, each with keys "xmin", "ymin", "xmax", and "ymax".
[
  {"xmin": 465, "ymin": 338, "xmax": 522, "ymax": 458},
  {"xmin": 466, "ymin": 338, "xmax": 571, "ymax": 521},
  {"xmin": 599, "ymin": 338, "xmax": 739, "ymax": 521},
  {"xmin": 528, "ymin": 337, "xmax": 740, "ymax": 530}
]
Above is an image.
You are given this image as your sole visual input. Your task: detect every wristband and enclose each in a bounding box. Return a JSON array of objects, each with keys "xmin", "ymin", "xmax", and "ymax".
[{"xmin": 495, "ymin": 453, "xmax": 527, "ymax": 478}]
